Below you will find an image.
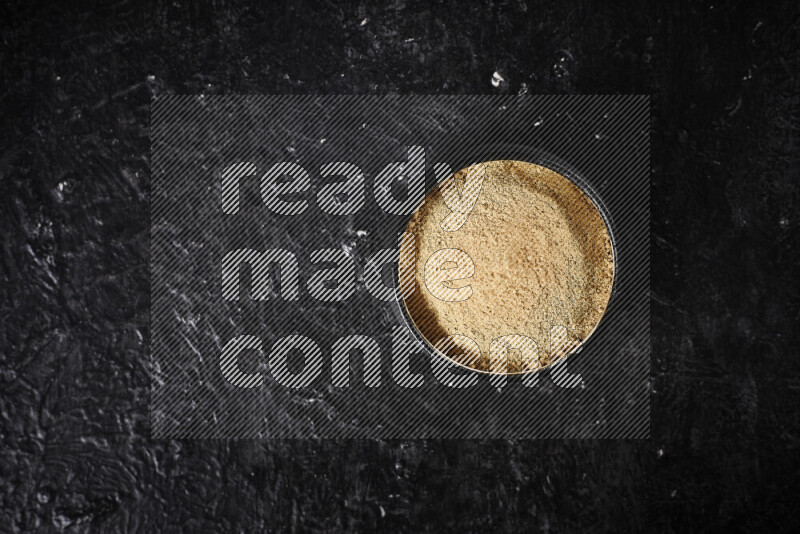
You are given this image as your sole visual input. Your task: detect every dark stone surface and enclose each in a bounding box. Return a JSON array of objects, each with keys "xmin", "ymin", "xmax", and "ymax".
[{"xmin": 1, "ymin": 0, "xmax": 797, "ymax": 531}]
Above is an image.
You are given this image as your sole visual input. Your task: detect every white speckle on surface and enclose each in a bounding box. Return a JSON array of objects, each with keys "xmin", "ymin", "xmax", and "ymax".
[
  {"xmin": 286, "ymin": 146, "xmax": 296, "ymax": 153},
  {"xmin": 341, "ymin": 240, "xmax": 356, "ymax": 257},
  {"xmin": 553, "ymin": 50, "xmax": 573, "ymax": 77},
  {"xmin": 491, "ymin": 71, "xmax": 505, "ymax": 87},
  {"xmin": 320, "ymin": 138, "xmax": 326, "ymax": 144},
  {"xmin": 657, "ymin": 448, "xmax": 664, "ymax": 457},
  {"xmin": 379, "ymin": 506, "xmax": 385, "ymax": 518},
  {"xmin": 52, "ymin": 512, "xmax": 72, "ymax": 529},
  {"xmin": 356, "ymin": 230, "xmax": 368, "ymax": 237},
  {"xmin": 147, "ymin": 74, "xmax": 155, "ymax": 81},
  {"xmin": 53, "ymin": 181, "xmax": 67, "ymax": 202},
  {"xmin": 533, "ymin": 117, "xmax": 543, "ymax": 127},
  {"xmin": 360, "ymin": 18, "xmax": 368, "ymax": 26}
]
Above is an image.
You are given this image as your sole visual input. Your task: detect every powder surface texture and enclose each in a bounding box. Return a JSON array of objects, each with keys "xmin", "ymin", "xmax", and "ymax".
[{"xmin": 400, "ymin": 160, "xmax": 615, "ymax": 374}]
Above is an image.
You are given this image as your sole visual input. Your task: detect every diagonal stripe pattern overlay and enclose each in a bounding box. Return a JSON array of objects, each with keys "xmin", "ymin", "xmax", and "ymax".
[{"xmin": 151, "ymin": 95, "xmax": 649, "ymax": 439}]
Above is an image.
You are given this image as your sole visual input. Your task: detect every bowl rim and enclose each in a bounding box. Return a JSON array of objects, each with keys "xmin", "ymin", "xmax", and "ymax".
[{"xmin": 391, "ymin": 144, "xmax": 618, "ymax": 376}]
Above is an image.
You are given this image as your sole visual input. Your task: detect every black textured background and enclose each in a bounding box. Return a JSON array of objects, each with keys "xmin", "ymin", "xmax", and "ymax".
[{"xmin": 1, "ymin": 0, "xmax": 798, "ymax": 532}]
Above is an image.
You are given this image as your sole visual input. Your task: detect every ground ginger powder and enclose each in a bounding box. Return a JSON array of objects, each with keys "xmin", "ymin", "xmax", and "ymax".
[{"xmin": 400, "ymin": 160, "xmax": 615, "ymax": 374}]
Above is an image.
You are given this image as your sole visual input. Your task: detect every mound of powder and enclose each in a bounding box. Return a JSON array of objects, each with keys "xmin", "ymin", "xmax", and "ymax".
[{"xmin": 400, "ymin": 160, "xmax": 614, "ymax": 374}]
